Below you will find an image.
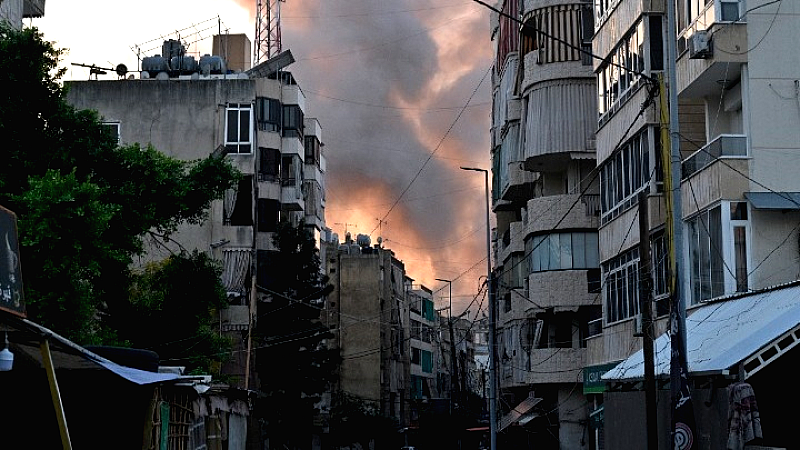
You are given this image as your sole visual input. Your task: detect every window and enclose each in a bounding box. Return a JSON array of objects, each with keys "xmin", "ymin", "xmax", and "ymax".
[
  {"xmin": 101, "ymin": 121, "xmax": 120, "ymax": 144},
  {"xmin": 225, "ymin": 103, "xmax": 252, "ymax": 154},
  {"xmin": 521, "ymin": 4, "xmax": 586, "ymax": 64},
  {"xmin": 688, "ymin": 202, "xmax": 750, "ymax": 304},
  {"xmin": 282, "ymin": 104, "xmax": 304, "ymax": 140},
  {"xmin": 281, "ymin": 155, "xmax": 301, "ymax": 187},
  {"xmin": 422, "ymin": 298, "xmax": 435, "ymax": 321},
  {"xmin": 411, "ymin": 347, "xmax": 421, "ymax": 365},
  {"xmin": 527, "ymin": 232, "xmax": 599, "ymax": 272},
  {"xmin": 259, "ymin": 147, "xmax": 280, "ymax": 181},
  {"xmin": 603, "ymin": 247, "xmax": 640, "ymax": 323},
  {"xmin": 257, "ymin": 199, "xmax": 280, "ymax": 232},
  {"xmin": 304, "ymin": 135, "xmax": 321, "ymax": 166},
  {"xmin": 688, "ymin": 206, "xmax": 724, "ymax": 303},
  {"xmin": 600, "ymin": 128, "xmax": 655, "ymax": 223},
  {"xmin": 411, "ymin": 320, "xmax": 421, "ymax": 340},
  {"xmin": 421, "ymin": 349, "xmax": 432, "ymax": 373},
  {"xmin": 597, "ymin": 20, "xmax": 651, "ymax": 118},
  {"xmin": 224, "ymin": 176, "xmax": 252, "ymax": 226},
  {"xmin": 256, "ymin": 97, "xmax": 281, "ymax": 132}
]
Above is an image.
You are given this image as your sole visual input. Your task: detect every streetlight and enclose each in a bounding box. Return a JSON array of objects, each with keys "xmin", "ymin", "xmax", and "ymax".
[
  {"xmin": 436, "ymin": 278, "xmax": 460, "ymax": 406},
  {"xmin": 460, "ymin": 166, "xmax": 496, "ymax": 450}
]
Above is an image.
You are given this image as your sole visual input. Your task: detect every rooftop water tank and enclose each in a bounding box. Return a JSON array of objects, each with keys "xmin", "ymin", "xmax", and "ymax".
[{"xmin": 199, "ymin": 54, "xmax": 225, "ymax": 75}]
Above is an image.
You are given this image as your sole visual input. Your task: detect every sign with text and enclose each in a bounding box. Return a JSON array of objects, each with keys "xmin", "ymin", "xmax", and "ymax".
[
  {"xmin": 0, "ymin": 205, "xmax": 25, "ymax": 317},
  {"xmin": 583, "ymin": 361, "xmax": 620, "ymax": 394}
]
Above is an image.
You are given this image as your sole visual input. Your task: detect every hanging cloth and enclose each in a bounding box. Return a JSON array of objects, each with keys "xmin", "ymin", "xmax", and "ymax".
[{"xmin": 727, "ymin": 381, "xmax": 763, "ymax": 450}]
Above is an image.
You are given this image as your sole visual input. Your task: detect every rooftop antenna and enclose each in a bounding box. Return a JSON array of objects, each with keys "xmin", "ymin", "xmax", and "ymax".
[
  {"xmin": 334, "ymin": 222, "xmax": 357, "ymax": 236},
  {"xmin": 71, "ymin": 62, "xmax": 129, "ymax": 80},
  {"xmin": 255, "ymin": 0, "xmax": 285, "ymax": 65}
]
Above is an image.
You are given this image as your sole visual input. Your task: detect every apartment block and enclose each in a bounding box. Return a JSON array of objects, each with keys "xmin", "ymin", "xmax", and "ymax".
[{"xmin": 489, "ymin": 0, "xmax": 600, "ymax": 448}]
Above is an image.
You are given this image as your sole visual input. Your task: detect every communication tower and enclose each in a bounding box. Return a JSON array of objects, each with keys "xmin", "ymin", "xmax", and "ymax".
[{"xmin": 254, "ymin": 0, "xmax": 285, "ymax": 64}]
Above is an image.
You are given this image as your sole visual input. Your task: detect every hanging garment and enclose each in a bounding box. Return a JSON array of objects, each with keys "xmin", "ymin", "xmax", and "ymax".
[{"xmin": 727, "ymin": 381, "xmax": 763, "ymax": 450}]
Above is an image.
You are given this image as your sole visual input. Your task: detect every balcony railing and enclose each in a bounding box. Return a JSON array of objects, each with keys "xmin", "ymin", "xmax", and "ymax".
[{"xmin": 682, "ymin": 134, "xmax": 747, "ymax": 179}]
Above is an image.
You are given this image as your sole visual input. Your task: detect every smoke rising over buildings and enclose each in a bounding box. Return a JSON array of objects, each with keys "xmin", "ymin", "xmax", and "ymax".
[{"xmin": 269, "ymin": 0, "xmax": 495, "ymax": 313}]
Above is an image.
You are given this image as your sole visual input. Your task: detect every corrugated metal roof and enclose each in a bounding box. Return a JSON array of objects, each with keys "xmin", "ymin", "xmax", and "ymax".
[
  {"xmin": 603, "ymin": 282, "xmax": 800, "ymax": 381},
  {"xmin": 744, "ymin": 192, "xmax": 800, "ymax": 210}
]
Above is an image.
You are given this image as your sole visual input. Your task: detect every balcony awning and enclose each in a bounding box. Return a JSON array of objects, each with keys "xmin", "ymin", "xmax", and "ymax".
[
  {"xmin": 745, "ymin": 192, "xmax": 800, "ymax": 210},
  {"xmin": 499, "ymin": 393, "xmax": 542, "ymax": 431},
  {"xmin": 603, "ymin": 281, "xmax": 800, "ymax": 382}
]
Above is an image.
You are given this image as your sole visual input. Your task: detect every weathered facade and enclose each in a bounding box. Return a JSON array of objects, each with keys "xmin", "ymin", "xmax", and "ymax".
[
  {"xmin": 66, "ymin": 36, "xmax": 328, "ymax": 392},
  {"xmin": 488, "ymin": 0, "xmax": 599, "ymax": 448},
  {"xmin": 588, "ymin": 0, "xmax": 800, "ymax": 446}
]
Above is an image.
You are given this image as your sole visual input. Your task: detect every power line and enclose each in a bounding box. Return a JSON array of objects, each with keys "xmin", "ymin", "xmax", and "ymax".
[{"xmin": 368, "ymin": 65, "xmax": 492, "ymax": 237}]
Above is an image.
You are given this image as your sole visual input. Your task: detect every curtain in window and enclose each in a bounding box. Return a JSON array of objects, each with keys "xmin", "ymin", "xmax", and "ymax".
[
  {"xmin": 223, "ymin": 188, "xmax": 238, "ymax": 225},
  {"xmin": 221, "ymin": 248, "xmax": 252, "ymax": 297}
]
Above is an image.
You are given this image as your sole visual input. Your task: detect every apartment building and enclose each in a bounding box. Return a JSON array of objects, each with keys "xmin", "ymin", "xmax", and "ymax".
[
  {"xmin": 66, "ymin": 35, "xmax": 328, "ymax": 389},
  {"xmin": 489, "ymin": 0, "xmax": 600, "ymax": 448},
  {"xmin": 323, "ymin": 234, "xmax": 412, "ymax": 427},
  {"xmin": 589, "ymin": 0, "xmax": 800, "ymax": 446},
  {"xmin": 0, "ymin": 0, "xmax": 44, "ymax": 29}
]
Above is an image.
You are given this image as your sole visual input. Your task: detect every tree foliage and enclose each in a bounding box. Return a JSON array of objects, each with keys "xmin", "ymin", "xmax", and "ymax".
[
  {"xmin": 113, "ymin": 250, "xmax": 231, "ymax": 375},
  {"xmin": 0, "ymin": 25, "xmax": 240, "ymax": 345},
  {"xmin": 254, "ymin": 220, "xmax": 338, "ymax": 450}
]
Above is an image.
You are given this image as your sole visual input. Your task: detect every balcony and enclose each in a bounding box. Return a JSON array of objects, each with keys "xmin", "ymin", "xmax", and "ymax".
[
  {"xmin": 676, "ymin": 1, "xmax": 747, "ymax": 98},
  {"xmin": 501, "ymin": 162, "xmax": 538, "ymax": 204},
  {"xmin": 527, "ymin": 194, "xmax": 599, "ymax": 234},
  {"xmin": 281, "ymin": 182, "xmax": 304, "ymax": 211},
  {"xmin": 682, "ymin": 134, "xmax": 747, "ymax": 179},
  {"xmin": 506, "ymin": 348, "xmax": 585, "ymax": 385}
]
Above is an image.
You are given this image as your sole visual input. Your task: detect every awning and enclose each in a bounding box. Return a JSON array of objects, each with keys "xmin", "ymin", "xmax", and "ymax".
[
  {"xmin": 499, "ymin": 393, "xmax": 542, "ymax": 431},
  {"xmin": 2, "ymin": 312, "xmax": 181, "ymax": 385},
  {"xmin": 603, "ymin": 281, "xmax": 800, "ymax": 381},
  {"xmin": 744, "ymin": 192, "xmax": 800, "ymax": 210}
]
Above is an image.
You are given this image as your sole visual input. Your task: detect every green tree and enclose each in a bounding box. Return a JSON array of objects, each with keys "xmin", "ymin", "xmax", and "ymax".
[
  {"xmin": 0, "ymin": 24, "xmax": 240, "ymax": 344},
  {"xmin": 254, "ymin": 220, "xmax": 338, "ymax": 450},
  {"xmin": 112, "ymin": 250, "xmax": 231, "ymax": 375}
]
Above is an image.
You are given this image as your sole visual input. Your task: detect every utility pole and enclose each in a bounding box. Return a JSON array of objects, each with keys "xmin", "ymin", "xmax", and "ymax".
[
  {"xmin": 638, "ymin": 191, "xmax": 658, "ymax": 450},
  {"xmin": 460, "ymin": 167, "xmax": 497, "ymax": 450},
  {"xmin": 437, "ymin": 278, "xmax": 460, "ymax": 408}
]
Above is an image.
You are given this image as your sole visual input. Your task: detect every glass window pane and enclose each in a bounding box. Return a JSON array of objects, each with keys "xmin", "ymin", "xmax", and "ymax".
[
  {"xmin": 573, "ymin": 233, "xmax": 587, "ymax": 268},
  {"xmin": 227, "ymin": 109, "xmax": 238, "ymax": 142},
  {"xmin": 549, "ymin": 234, "xmax": 560, "ymax": 270},
  {"xmin": 239, "ymin": 110, "xmax": 250, "ymax": 142},
  {"xmin": 586, "ymin": 233, "xmax": 599, "ymax": 267},
  {"xmin": 734, "ymin": 226, "xmax": 748, "ymax": 292},
  {"xmin": 561, "ymin": 233, "xmax": 573, "ymax": 269}
]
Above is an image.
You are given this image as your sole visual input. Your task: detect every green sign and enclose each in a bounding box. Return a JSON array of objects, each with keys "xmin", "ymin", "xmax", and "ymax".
[{"xmin": 583, "ymin": 361, "xmax": 620, "ymax": 394}]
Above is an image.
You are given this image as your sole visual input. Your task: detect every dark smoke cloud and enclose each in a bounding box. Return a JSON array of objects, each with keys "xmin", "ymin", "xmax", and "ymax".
[{"xmin": 239, "ymin": 0, "xmax": 494, "ymax": 313}]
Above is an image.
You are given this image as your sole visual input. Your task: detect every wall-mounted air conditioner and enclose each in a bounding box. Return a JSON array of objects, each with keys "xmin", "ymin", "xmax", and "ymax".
[{"xmin": 688, "ymin": 30, "xmax": 712, "ymax": 59}]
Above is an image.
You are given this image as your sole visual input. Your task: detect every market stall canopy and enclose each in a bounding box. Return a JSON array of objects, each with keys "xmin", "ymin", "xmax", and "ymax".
[{"xmin": 603, "ymin": 281, "xmax": 800, "ymax": 382}]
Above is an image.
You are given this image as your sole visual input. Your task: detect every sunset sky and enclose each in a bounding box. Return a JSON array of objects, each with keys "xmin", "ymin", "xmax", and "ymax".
[{"xmin": 36, "ymin": 0, "xmax": 495, "ymax": 317}]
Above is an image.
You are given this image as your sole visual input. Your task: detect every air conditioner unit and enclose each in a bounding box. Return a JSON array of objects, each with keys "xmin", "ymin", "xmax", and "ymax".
[{"xmin": 688, "ymin": 30, "xmax": 712, "ymax": 59}]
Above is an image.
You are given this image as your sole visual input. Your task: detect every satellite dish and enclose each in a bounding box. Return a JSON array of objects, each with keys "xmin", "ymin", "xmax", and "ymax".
[{"xmin": 115, "ymin": 64, "xmax": 128, "ymax": 77}]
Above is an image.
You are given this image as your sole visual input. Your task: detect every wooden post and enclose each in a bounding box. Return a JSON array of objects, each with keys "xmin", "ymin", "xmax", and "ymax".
[
  {"xmin": 638, "ymin": 192, "xmax": 658, "ymax": 450},
  {"xmin": 40, "ymin": 338, "xmax": 72, "ymax": 450}
]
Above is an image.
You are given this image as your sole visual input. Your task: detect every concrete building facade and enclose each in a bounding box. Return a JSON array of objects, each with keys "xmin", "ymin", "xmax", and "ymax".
[
  {"xmin": 489, "ymin": 0, "xmax": 600, "ymax": 448},
  {"xmin": 65, "ymin": 36, "xmax": 328, "ymax": 390},
  {"xmin": 587, "ymin": 0, "xmax": 800, "ymax": 447}
]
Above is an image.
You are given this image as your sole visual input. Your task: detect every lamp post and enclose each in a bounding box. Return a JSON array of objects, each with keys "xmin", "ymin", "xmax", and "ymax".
[
  {"xmin": 460, "ymin": 166, "xmax": 496, "ymax": 450},
  {"xmin": 436, "ymin": 278, "xmax": 460, "ymax": 407}
]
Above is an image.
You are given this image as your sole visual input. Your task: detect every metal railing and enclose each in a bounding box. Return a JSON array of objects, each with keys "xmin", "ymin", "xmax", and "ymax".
[{"xmin": 682, "ymin": 134, "xmax": 747, "ymax": 179}]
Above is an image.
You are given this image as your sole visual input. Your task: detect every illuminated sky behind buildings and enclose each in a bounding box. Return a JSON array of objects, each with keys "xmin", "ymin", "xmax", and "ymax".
[{"xmin": 37, "ymin": 0, "xmax": 494, "ymax": 317}]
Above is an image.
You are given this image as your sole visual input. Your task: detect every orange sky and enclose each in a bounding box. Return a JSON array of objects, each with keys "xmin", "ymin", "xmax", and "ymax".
[{"xmin": 37, "ymin": 0, "xmax": 494, "ymax": 317}]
